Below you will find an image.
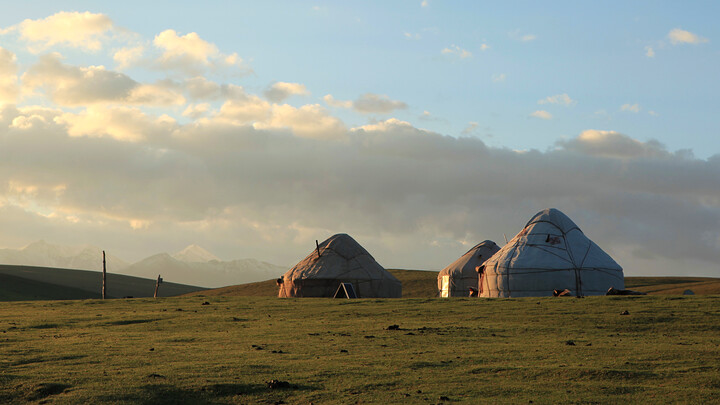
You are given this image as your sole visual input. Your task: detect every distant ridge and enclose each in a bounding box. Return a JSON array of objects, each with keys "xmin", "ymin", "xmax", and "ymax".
[
  {"xmin": 0, "ymin": 241, "xmax": 287, "ymax": 289},
  {"xmin": 0, "ymin": 241, "xmax": 128, "ymax": 272},
  {"xmin": 0, "ymin": 264, "xmax": 206, "ymax": 301},
  {"xmin": 172, "ymin": 244, "xmax": 221, "ymax": 262}
]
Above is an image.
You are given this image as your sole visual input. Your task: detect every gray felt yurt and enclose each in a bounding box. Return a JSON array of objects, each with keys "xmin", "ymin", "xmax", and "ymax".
[
  {"xmin": 278, "ymin": 233, "xmax": 402, "ymax": 298},
  {"xmin": 479, "ymin": 208, "xmax": 624, "ymax": 297},
  {"xmin": 437, "ymin": 240, "xmax": 501, "ymax": 297}
]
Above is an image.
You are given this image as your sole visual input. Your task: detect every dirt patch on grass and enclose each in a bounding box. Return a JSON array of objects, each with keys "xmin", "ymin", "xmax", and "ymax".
[{"xmin": 27, "ymin": 383, "xmax": 71, "ymax": 401}]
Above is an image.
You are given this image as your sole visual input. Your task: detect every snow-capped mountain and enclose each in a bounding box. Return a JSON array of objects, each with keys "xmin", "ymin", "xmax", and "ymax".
[
  {"xmin": 0, "ymin": 241, "xmax": 286, "ymax": 288},
  {"xmin": 171, "ymin": 244, "xmax": 221, "ymax": 263},
  {"xmin": 0, "ymin": 240, "xmax": 129, "ymax": 272},
  {"xmin": 120, "ymin": 252, "xmax": 286, "ymax": 288}
]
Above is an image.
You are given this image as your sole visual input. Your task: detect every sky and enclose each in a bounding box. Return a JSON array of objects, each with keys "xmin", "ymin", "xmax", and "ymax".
[{"xmin": 0, "ymin": 1, "xmax": 718, "ymax": 278}]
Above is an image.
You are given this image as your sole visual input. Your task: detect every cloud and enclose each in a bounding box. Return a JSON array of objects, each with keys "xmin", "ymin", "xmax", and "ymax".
[
  {"xmin": 645, "ymin": 46, "xmax": 655, "ymax": 58},
  {"xmin": 217, "ymin": 93, "xmax": 272, "ymax": 124},
  {"xmin": 621, "ymin": 103, "xmax": 641, "ymax": 113},
  {"xmin": 556, "ymin": 130, "xmax": 667, "ymax": 159},
  {"xmin": 182, "ymin": 103, "xmax": 211, "ymax": 119},
  {"xmin": 323, "ymin": 94, "xmax": 353, "ymax": 109},
  {"xmin": 0, "ymin": 47, "xmax": 19, "ymax": 105},
  {"xmin": 56, "ymin": 105, "xmax": 177, "ymax": 142},
  {"xmin": 461, "ymin": 122, "xmax": 479, "ymax": 135},
  {"xmin": 404, "ymin": 32, "xmax": 421, "ymax": 40},
  {"xmin": 479, "ymin": 43, "xmax": 490, "ymax": 51},
  {"xmin": 264, "ymin": 82, "xmax": 309, "ymax": 103},
  {"xmin": 353, "ymin": 93, "xmax": 407, "ymax": 114},
  {"xmin": 114, "ymin": 46, "xmax": 145, "ymax": 70},
  {"xmin": 152, "ymin": 29, "xmax": 249, "ymax": 75},
  {"xmin": 509, "ymin": 30, "xmax": 537, "ymax": 42},
  {"xmin": 492, "ymin": 73, "xmax": 506, "ymax": 83},
  {"xmin": 21, "ymin": 53, "xmax": 184, "ymax": 106},
  {"xmin": 538, "ymin": 93, "xmax": 576, "ymax": 106},
  {"xmin": 4, "ymin": 11, "xmax": 113, "ymax": 52},
  {"xmin": 442, "ymin": 45, "xmax": 472, "ymax": 59},
  {"xmin": 2, "ymin": 103, "xmax": 720, "ymax": 276},
  {"xmin": 421, "ymin": 0, "xmax": 429, "ymax": 7},
  {"xmin": 324, "ymin": 93, "xmax": 406, "ymax": 114},
  {"xmin": 668, "ymin": 28, "xmax": 708, "ymax": 45},
  {"xmin": 256, "ymin": 104, "xmax": 346, "ymax": 140},
  {"xmin": 530, "ymin": 110, "xmax": 552, "ymax": 120}
]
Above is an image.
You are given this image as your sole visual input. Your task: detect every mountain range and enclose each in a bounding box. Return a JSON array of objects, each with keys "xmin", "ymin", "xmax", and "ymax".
[{"xmin": 0, "ymin": 241, "xmax": 287, "ymax": 288}]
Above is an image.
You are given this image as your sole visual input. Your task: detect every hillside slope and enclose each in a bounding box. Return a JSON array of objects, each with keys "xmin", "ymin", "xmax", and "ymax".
[{"xmin": 0, "ymin": 265, "xmax": 206, "ymax": 301}]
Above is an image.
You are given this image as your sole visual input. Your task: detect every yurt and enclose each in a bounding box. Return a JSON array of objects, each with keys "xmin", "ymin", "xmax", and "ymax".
[
  {"xmin": 437, "ymin": 240, "xmax": 501, "ymax": 297},
  {"xmin": 479, "ymin": 208, "xmax": 624, "ymax": 297},
  {"xmin": 278, "ymin": 233, "xmax": 402, "ymax": 298}
]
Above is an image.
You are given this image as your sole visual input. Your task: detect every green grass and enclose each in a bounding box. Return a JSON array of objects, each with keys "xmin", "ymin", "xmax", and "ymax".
[
  {"xmin": 0, "ymin": 295, "xmax": 718, "ymax": 404},
  {"xmin": 0, "ymin": 265, "xmax": 206, "ymax": 301}
]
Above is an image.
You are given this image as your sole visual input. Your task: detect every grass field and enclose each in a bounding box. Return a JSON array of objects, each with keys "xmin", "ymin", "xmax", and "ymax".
[
  {"xmin": 1, "ymin": 295, "xmax": 718, "ymax": 404},
  {"xmin": 189, "ymin": 270, "xmax": 720, "ymax": 298}
]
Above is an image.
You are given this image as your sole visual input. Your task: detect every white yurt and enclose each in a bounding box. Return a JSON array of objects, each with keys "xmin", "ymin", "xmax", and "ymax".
[
  {"xmin": 437, "ymin": 240, "xmax": 501, "ymax": 297},
  {"xmin": 479, "ymin": 208, "xmax": 624, "ymax": 297},
  {"xmin": 278, "ymin": 233, "xmax": 402, "ymax": 298}
]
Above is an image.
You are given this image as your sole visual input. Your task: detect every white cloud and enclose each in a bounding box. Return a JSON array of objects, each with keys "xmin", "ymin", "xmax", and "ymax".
[
  {"xmin": 5, "ymin": 11, "xmax": 113, "ymax": 52},
  {"xmin": 21, "ymin": 53, "xmax": 184, "ymax": 106},
  {"xmin": 323, "ymin": 94, "xmax": 353, "ymax": 109},
  {"xmin": 152, "ymin": 29, "xmax": 249, "ymax": 75},
  {"xmin": 264, "ymin": 82, "xmax": 309, "ymax": 103},
  {"xmin": 530, "ymin": 110, "xmax": 552, "ymax": 120},
  {"xmin": 255, "ymin": 104, "xmax": 346, "ymax": 140},
  {"xmin": 353, "ymin": 93, "xmax": 407, "ymax": 114},
  {"xmin": 509, "ymin": 30, "xmax": 537, "ymax": 42},
  {"xmin": 645, "ymin": 46, "xmax": 655, "ymax": 58},
  {"xmin": 182, "ymin": 103, "xmax": 211, "ymax": 119},
  {"xmin": 56, "ymin": 105, "xmax": 177, "ymax": 142},
  {"xmin": 479, "ymin": 43, "xmax": 490, "ymax": 51},
  {"xmin": 421, "ymin": 0, "xmax": 429, "ymax": 7},
  {"xmin": 621, "ymin": 103, "xmax": 641, "ymax": 113},
  {"xmin": 538, "ymin": 93, "xmax": 576, "ymax": 106},
  {"xmin": 218, "ymin": 94, "xmax": 272, "ymax": 124},
  {"xmin": 492, "ymin": 73, "xmax": 506, "ymax": 83},
  {"xmin": 442, "ymin": 45, "xmax": 472, "ymax": 59},
  {"xmin": 404, "ymin": 32, "xmax": 421, "ymax": 40},
  {"xmin": 461, "ymin": 122, "xmax": 479, "ymax": 135},
  {"xmin": 114, "ymin": 46, "xmax": 144, "ymax": 70},
  {"xmin": 557, "ymin": 130, "xmax": 666, "ymax": 159},
  {"xmin": 668, "ymin": 28, "xmax": 708, "ymax": 45},
  {"xmin": 649, "ymin": 110, "xmax": 659, "ymax": 117},
  {"xmin": 0, "ymin": 47, "xmax": 19, "ymax": 105}
]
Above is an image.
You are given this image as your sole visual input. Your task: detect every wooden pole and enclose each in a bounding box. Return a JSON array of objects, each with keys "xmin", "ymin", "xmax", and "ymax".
[
  {"xmin": 316, "ymin": 240, "xmax": 321, "ymax": 258},
  {"xmin": 154, "ymin": 275, "xmax": 162, "ymax": 298},
  {"xmin": 102, "ymin": 250, "xmax": 106, "ymax": 300}
]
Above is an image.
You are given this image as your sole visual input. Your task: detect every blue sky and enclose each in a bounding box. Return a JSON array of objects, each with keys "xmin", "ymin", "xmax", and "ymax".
[{"xmin": 0, "ymin": 2, "xmax": 718, "ymax": 279}]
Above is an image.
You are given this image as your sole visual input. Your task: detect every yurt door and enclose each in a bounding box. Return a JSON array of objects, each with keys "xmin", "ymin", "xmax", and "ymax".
[{"xmin": 441, "ymin": 275, "xmax": 450, "ymax": 297}]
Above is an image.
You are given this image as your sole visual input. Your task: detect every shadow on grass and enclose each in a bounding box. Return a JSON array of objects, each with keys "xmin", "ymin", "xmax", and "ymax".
[
  {"xmin": 14, "ymin": 354, "xmax": 86, "ymax": 366},
  {"xmin": 100, "ymin": 382, "xmax": 319, "ymax": 404},
  {"xmin": 27, "ymin": 383, "xmax": 72, "ymax": 401},
  {"xmin": 106, "ymin": 318, "xmax": 160, "ymax": 326}
]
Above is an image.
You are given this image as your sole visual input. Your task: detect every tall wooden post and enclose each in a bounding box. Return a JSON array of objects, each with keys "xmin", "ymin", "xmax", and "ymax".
[
  {"xmin": 102, "ymin": 250, "xmax": 107, "ymax": 299},
  {"xmin": 316, "ymin": 240, "xmax": 321, "ymax": 258},
  {"xmin": 154, "ymin": 275, "xmax": 162, "ymax": 298}
]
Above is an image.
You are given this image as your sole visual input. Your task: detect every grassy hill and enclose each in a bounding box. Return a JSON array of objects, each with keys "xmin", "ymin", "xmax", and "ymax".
[
  {"xmin": 188, "ymin": 269, "xmax": 720, "ymax": 298},
  {"xmin": 0, "ymin": 264, "xmax": 205, "ymax": 301},
  {"xmin": 0, "ymin": 295, "xmax": 717, "ymax": 403}
]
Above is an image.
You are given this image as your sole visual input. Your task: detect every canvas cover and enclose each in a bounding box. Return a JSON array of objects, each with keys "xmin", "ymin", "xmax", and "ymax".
[
  {"xmin": 480, "ymin": 208, "xmax": 624, "ymax": 297},
  {"xmin": 437, "ymin": 240, "xmax": 500, "ymax": 297},
  {"xmin": 278, "ymin": 234, "xmax": 402, "ymax": 298}
]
